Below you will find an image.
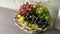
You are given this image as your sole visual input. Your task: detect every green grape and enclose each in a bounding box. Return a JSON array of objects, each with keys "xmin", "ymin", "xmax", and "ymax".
[
  {"xmin": 39, "ymin": 7, "xmax": 43, "ymax": 10},
  {"xmin": 32, "ymin": 24, "xmax": 35, "ymax": 28},
  {"xmin": 44, "ymin": 7, "xmax": 49, "ymax": 14},
  {"xmin": 34, "ymin": 24, "xmax": 39, "ymax": 28},
  {"xmin": 40, "ymin": 16, "xmax": 43, "ymax": 18},
  {"xmin": 40, "ymin": 14, "xmax": 46, "ymax": 18},
  {"xmin": 45, "ymin": 16, "xmax": 50, "ymax": 21},
  {"xmin": 24, "ymin": 21, "xmax": 28, "ymax": 26},
  {"xmin": 37, "ymin": 11, "xmax": 43, "ymax": 15},
  {"xmin": 32, "ymin": 24, "xmax": 38, "ymax": 28},
  {"xmin": 43, "ymin": 14, "xmax": 46, "ymax": 16},
  {"xmin": 37, "ymin": 7, "xmax": 45, "ymax": 15},
  {"xmin": 28, "ymin": 23, "xmax": 32, "ymax": 27},
  {"xmin": 18, "ymin": 16, "xmax": 25, "ymax": 23},
  {"xmin": 30, "ymin": 16, "xmax": 32, "ymax": 18}
]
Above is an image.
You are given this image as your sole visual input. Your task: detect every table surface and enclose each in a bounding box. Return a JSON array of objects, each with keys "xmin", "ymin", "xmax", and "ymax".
[{"xmin": 0, "ymin": 7, "xmax": 60, "ymax": 34}]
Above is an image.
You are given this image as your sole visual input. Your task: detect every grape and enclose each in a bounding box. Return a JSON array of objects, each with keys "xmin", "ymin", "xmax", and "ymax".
[
  {"xmin": 16, "ymin": 14, "xmax": 21, "ymax": 18},
  {"xmin": 31, "ymin": 17, "xmax": 36, "ymax": 23},
  {"xmin": 42, "ymin": 24, "xmax": 47, "ymax": 29},
  {"xmin": 31, "ymin": 20, "xmax": 34, "ymax": 24},
  {"xmin": 40, "ymin": 16, "xmax": 43, "ymax": 19},
  {"xmin": 40, "ymin": 19, "xmax": 45, "ymax": 22},
  {"xmin": 28, "ymin": 18, "xmax": 32, "ymax": 23},
  {"xmin": 23, "ymin": 14, "xmax": 26, "ymax": 17},
  {"xmin": 23, "ymin": 4, "xmax": 26, "ymax": 9},
  {"xmin": 36, "ymin": 7, "xmax": 45, "ymax": 15},
  {"xmin": 40, "ymin": 14, "xmax": 46, "ymax": 19},
  {"xmin": 26, "ymin": 15, "xmax": 30, "ymax": 21},
  {"xmin": 45, "ymin": 16, "xmax": 50, "ymax": 21},
  {"xmin": 26, "ymin": 17, "xmax": 30, "ymax": 20},
  {"xmin": 32, "ymin": 24, "xmax": 36, "ymax": 28},
  {"xmin": 23, "ymin": 14, "xmax": 27, "ymax": 20},
  {"xmin": 34, "ymin": 20, "xmax": 37, "ymax": 23},
  {"xmin": 34, "ymin": 14, "xmax": 38, "ymax": 17},
  {"xmin": 44, "ymin": 7, "xmax": 49, "ymax": 14},
  {"xmin": 23, "ymin": 12, "xmax": 32, "ymax": 22},
  {"xmin": 29, "ymin": 15, "xmax": 32, "ymax": 18},
  {"xmin": 25, "ymin": 15, "xmax": 29, "ymax": 20},
  {"xmin": 18, "ymin": 15, "xmax": 21, "ymax": 18},
  {"xmin": 18, "ymin": 16, "xmax": 25, "ymax": 23},
  {"xmin": 26, "ymin": 2, "xmax": 29, "ymax": 5},
  {"xmin": 38, "ymin": 20, "xmax": 42, "ymax": 24},
  {"xmin": 36, "ymin": 17, "xmax": 40, "ymax": 21},
  {"xmin": 43, "ymin": 14, "xmax": 46, "ymax": 17},
  {"xmin": 32, "ymin": 24, "xmax": 38, "ymax": 28},
  {"xmin": 38, "ymin": 21, "xmax": 43, "ymax": 26},
  {"xmin": 22, "ymin": 10, "xmax": 27, "ymax": 14},
  {"xmin": 34, "ymin": 24, "xmax": 39, "ymax": 28},
  {"xmin": 28, "ymin": 23, "xmax": 32, "ymax": 27},
  {"xmin": 17, "ymin": 9, "xmax": 22, "ymax": 15},
  {"xmin": 29, "ymin": 8, "xmax": 32, "ymax": 11},
  {"xmin": 22, "ymin": 10, "xmax": 27, "ymax": 15},
  {"xmin": 26, "ymin": 12, "xmax": 31, "ymax": 16},
  {"xmin": 37, "ymin": 11, "xmax": 42, "ymax": 15},
  {"xmin": 17, "ymin": 2, "xmax": 33, "ymax": 15},
  {"xmin": 24, "ymin": 21, "xmax": 28, "ymax": 26},
  {"xmin": 44, "ymin": 22, "xmax": 49, "ymax": 26}
]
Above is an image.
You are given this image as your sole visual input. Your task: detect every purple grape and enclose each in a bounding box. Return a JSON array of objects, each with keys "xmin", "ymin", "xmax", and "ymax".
[
  {"xmin": 28, "ymin": 18, "xmax": 32, "ymax": 23},
  {"xmin": 42, "ymin": 24, "xmax": 47, "ymax": 29},
  {"xmin": 26, "ymin": 12, "xmax": 32, "ymax": 16},
  {"xmin": 34, "ymin": 20, "xmax": 37, "ymax": 23},
  {"xmin": 44, "ymin": 22, "xmax": 49, "ymax": 26},
  {"xmin": 40, "ymin": 19, "xmax": 45, "ymax": 22},
  {"xmin": 36, "ymin": 17, "xmax": 39, "ymax": 20}
]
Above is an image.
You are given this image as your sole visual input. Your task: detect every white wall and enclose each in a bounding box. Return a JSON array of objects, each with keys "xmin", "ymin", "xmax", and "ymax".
[
  {"xmin": 0, "ymin": 0, "xmax": 25, "ymax": 10},
  {"xmin": 0, "ymin": 0, "xmax": 60, "ymax": 10},
  {"xmin": 0, "ymin": 0, "xmax": 16, "ymax": 10}
]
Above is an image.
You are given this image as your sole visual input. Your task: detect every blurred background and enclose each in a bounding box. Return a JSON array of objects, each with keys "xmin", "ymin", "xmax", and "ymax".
[
  {"xmin": 0, "ymin": 0, "xmax": 60, "ymax": 34},
  {"xmin": 0, "ymin": 0, "xmax": 60, "ymax": 10}
]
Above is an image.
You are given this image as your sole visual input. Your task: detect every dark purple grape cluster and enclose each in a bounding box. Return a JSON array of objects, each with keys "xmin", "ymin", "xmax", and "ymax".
[
  {"xmin": 23, "ymin": 12, "xmax": 49, "ymax": 29},
  {"xmin": 23, "ymin": 12, "xmax": 32, "ymax": 21}
]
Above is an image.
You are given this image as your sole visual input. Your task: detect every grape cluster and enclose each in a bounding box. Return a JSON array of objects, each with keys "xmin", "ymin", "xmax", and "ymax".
[
  {"xmin": 23, "ymin": 12, "xmax": 32, "ymax": 22},
  {"xmin": 17, "ymin": 2, "xmax": 33, "ymax": 15},
  {"xmin": 23, "ymin": 12, "xmax": 49, "ymax": 29}
]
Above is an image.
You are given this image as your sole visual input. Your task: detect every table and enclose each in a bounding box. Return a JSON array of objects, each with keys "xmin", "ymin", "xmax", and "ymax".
[{"xmin": 0, "ymin": 7, "xmax": 60, "ymax": 34}]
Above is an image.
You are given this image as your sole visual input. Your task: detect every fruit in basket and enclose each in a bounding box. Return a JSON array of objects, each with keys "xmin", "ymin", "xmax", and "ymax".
[
  {"xmin": 32, "ymin": 23, "xmax": 38, "ymax": 28},
  {"xmin": 42, "ymin": 24, "xmax": 48, "ymax": 29},
  {"xmin": 45, "ymin": 16, "xmax": 50, "ymax": 21},
  {"xmin": 17, "ymin": 14, "xmax": 21, "ymax": 18},
  {"xmin": 31, "ymin": 17, "xmax": 36, "ymax": 23},
  {"xmin": 44, "ymin": 7, "xmax": 49, "ymax": 14},
  {"xmin": 28, "ymin": 23, "xmax": 32, "ymax": 27},
  {"xmin": 17, "ymin": 2, "xmax": 33, "ymax": 15},
  {"xmin": 18, "ymin": 16, "xmax": 25, "ymax": 23},
  {"xmin": 34, "ymin": 24, "xmax": 39, "ymax": 28},
  {"xmin": 15, "ymin": 2, "xmax": 51, "ymax": 32},
  {"xmin": 23, "ymin": 21, "xmax": 28, "ymax": 26},
  {"xmin": 37, "ymin": 7, "xmax": 44, "ymax": 15}
]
